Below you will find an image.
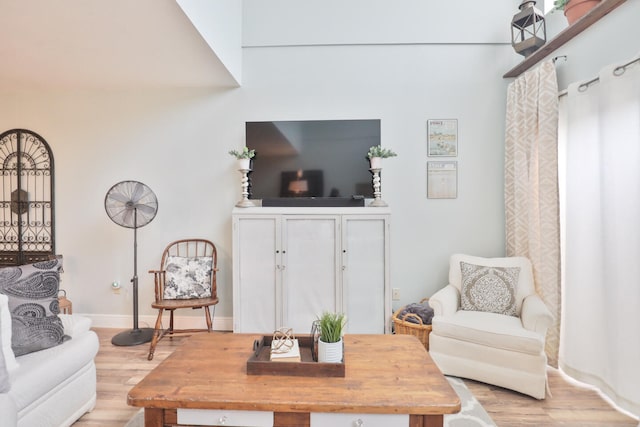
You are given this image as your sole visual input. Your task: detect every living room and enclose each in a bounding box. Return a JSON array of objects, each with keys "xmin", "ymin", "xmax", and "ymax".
[{"xmin": 1, "ymin": 0, "xmax": 639, "ymax": 426}]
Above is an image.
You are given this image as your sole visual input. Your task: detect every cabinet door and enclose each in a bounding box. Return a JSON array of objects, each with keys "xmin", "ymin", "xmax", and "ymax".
[
  {"xmin": 342, "ymin": 216, "xmax": 389, "ymax": 334},
  {"xmin": 233, "ymin": 216, "xmax": 280, "ymax": 333},
  {"xmin": 282, "ymin": 216, "xmax": 340, "ymax": 334}
]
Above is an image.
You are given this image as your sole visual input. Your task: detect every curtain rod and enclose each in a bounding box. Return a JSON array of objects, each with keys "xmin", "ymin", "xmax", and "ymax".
[{"xmin": 557, "ymin": 56, "xmax": 640, "ymax": 98}]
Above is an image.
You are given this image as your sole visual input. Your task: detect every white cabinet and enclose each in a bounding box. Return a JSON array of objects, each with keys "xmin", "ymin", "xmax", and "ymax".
[{"xmin": 232, "ymin": 207, "xmax": 390, "ymax": 334}]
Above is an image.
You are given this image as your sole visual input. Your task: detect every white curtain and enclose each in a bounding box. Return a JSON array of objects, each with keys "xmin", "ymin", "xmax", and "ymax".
[{"xmin": 559, "ymin": 55, "xmax": 640, "ymax": 416}]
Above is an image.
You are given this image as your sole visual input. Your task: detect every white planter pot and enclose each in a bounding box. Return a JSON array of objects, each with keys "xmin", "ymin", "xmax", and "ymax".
[
  {"xmin": 369, "ymin": 157, "xmax": 382, "ymax": 169},
  {"xmin": 318, "ymin": 338, "xmax": 343, "ymax": 363},
  {"xmin": 238, "ymin": 158, "xmax": 251, "ymax": 170}
]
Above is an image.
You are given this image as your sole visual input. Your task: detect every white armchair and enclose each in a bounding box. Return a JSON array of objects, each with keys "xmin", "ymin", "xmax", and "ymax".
[{"xmin": 428, "ymin": 254, "xmax": 553, "ymax": 399}]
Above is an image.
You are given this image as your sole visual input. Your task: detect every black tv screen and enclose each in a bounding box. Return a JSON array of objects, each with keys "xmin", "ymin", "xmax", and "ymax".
[{"xmin": 245, "ymin": 119, "xmax": 380, "ymax": 201}]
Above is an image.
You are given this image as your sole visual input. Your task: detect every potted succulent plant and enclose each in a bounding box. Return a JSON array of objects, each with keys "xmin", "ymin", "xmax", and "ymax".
[
  {"xmin": 554, "ymin": 0, "xmax": 601, "ymax": 25},
  {"xmin": 367, "ymin": 145, "xmax": 397, "ymax": 169},
  {"xmin": 228, "ymin": 146, "xmax": 256, "ymax": 170},
  {"xmin": 317, "ymin": 311, "xmax": 346, "ymax": 363}
]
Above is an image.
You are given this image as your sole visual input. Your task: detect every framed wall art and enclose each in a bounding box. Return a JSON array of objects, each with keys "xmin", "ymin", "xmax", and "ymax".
[
  {"xmin": 427, "ymin": 119, "xmax": 458, "ymax": 157},
  {"xmin": 427, "ymin": 161, "xmax": 457, "ymax": 199}
]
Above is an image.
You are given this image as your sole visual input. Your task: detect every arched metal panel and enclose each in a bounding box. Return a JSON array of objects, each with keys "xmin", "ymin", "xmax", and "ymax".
[{"xmin": 0, "ymin": 129, "xmax": 55, "ymax": 266}]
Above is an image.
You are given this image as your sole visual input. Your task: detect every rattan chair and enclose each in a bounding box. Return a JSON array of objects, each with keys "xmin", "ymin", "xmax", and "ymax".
[{"xmin": 147, "ymin": 239, "xmax": 219, "ymax": 360}]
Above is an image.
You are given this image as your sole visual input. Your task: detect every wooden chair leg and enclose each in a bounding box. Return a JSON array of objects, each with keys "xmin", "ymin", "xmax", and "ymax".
[
  {"xmin": 169, "ymin": 310, "xmax": 174, "ymax": 338},
  {"xmin": 148, "ymin": 308, "xmax": 164, "ymax": 361},
  {"xmin": 204, "ymin": 306, "xmax": 213, "ymax": 332}
]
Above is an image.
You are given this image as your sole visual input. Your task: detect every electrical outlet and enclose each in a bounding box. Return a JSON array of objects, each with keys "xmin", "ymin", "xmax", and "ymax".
[
  {"xmin": 392, "ymin": 288, "xmax": 400, "ymax": 301},
  {"xmin": 111, "ymin": 281, "xmax": 121, "ymax": 294}
]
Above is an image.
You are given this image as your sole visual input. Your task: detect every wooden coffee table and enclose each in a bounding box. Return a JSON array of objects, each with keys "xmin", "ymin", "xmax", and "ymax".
[{"xmin": 128, "ymin": 334, "xmax": 460, "ymax": 427}]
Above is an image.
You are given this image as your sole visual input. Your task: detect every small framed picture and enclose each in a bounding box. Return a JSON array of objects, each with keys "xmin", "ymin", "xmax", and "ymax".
[
  {"xmin": 427, "ymin": 161, "xmax": 457, "ymax": 199},
  {"xmin": 427, "ymin": 119, "xmax": 458, "ymax": 157}
]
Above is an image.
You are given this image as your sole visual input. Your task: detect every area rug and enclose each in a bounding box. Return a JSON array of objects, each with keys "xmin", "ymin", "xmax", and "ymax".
[
  {"xmin": 445, "ymin": 376, "xmax": 497, "ymax": 427},
  {"xmin": 125, "ymin": 376, "xmax": 495, "ymax": 427}
]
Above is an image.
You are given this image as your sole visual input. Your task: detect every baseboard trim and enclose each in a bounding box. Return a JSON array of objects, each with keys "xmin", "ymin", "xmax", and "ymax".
[{"xmin": 78, "ymin": 313, "xmax": 233, "ymax": 332}]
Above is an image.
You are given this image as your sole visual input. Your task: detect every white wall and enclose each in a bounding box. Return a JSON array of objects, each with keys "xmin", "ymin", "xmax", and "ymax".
[
  {"xmin": 177, "ymin": 0, "xmax": 243, "ymax": 85},
  {"xmin": 542, "ymin": 1, "xmax": 640, "ymax": 90},
  {"xmin": 241, "ymin": 0, "xmax": 516, "ymax": 307},
  {"xmin": 1, "ymin": 88, "xmax": 241, "ymax": 329},
  {"xmin": 0, "ymin": 1, "xmax": 530, "ymax": 329},
  {"xmin": 240, "ymin": 43, "xmax": 512, "ymax": 307}
]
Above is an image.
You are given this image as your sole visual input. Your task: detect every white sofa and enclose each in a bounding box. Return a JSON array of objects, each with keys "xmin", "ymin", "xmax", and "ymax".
[
  {"xmin": 428, "ymin": 254, "xmax": 554, "ymax": 399},
  {"xmin": 0, "ymin": 314, "xmax": 99, "ymax": 427}
]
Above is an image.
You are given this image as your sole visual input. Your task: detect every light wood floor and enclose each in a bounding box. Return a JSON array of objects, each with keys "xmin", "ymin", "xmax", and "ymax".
[{"xmin": 73, "ymin": 328, "xmax": 638, "ymax": 427}]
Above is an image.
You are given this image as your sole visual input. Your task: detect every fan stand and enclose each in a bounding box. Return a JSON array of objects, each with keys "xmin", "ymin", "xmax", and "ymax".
[{"xmin": 112, "ymin": 208, "xmax": 155, "ymax": 346}]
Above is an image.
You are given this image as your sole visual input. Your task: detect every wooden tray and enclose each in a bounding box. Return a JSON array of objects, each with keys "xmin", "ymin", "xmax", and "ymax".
[{"xmin": 246, "ymin": 335, "xmax": 345, "ymax": 377}]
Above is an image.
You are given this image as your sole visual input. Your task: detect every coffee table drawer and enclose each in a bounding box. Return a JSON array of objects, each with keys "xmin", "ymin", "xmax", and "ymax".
[
  {"xmin": 311, "ymin": 412, "xmax": 409, "ymax": 426},
  {"xmin": 178, "ymin": 408, "xmax": 273, "ymax": 426}
]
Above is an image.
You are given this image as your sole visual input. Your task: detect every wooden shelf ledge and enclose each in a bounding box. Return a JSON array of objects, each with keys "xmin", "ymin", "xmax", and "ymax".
[{"xmin": 503, "ymin": 0, "xmax": 627, "ymax": 78}]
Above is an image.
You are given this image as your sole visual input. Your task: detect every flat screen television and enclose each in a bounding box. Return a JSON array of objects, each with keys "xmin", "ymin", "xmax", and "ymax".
[{"xmin": 245, "ymin": 119, "xmax": 380, "ymax": 205}]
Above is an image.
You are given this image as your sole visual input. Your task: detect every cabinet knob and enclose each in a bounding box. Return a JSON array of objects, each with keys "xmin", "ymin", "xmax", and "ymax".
[
  {"xmin": 218, "ymin": 415, "xmax": 228, "ymax": 424},
  {"xmin": 354, "ymin": 419, "xmax": 364, "ymax": 427}
]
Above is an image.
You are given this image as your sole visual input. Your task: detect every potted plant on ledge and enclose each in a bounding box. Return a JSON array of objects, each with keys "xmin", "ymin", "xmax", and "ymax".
[
  {"xmin": 554, "ymin": 0, "xmax": 601, "ymax": 25},
  {"xmin": 228, "ymin": 146, "xmax": 256, "ymax": 170},
  {"xmin": 367, "ymin": 145, "xmax": 397, "ymax": 169},
  {"xmin": 317, "ymin": 312, "xmax": 346, "ymax": 363}
]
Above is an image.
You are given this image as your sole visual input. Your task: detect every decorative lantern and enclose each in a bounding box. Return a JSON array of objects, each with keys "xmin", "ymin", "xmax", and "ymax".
[{"xmin": 511, "ymin": 0, "xmax": 546, "ymax": 57}]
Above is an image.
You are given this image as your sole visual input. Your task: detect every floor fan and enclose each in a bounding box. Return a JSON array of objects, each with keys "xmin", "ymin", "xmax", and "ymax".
[{"xmin": 105, "ymin": 180, "xmax": 158, "ymax": 346}]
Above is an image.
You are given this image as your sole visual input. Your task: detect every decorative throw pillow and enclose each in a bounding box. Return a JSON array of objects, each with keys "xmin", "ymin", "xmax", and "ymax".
[
  {"xmin": 0, "ymin": 259, "xmax": 66, "ymax": 356},
  {"xmin": 163, "ymin": 256, "xmax": 213, "ymax": 300},
  {"xmin": 0, "ymin": 294, "xmax": 18, "ymax": 372},
  {"xmin": 460, "ymin": 261, "xmax": 520, "ymax": 317}
]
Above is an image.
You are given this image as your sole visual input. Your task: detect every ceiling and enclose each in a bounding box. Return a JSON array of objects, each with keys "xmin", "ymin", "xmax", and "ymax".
[{"xmin": 0, "ymin": 0, "xmax": 238, "ymax": 91}]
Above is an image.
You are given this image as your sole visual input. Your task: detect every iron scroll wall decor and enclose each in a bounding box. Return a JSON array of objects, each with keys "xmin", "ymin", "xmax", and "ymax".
[{"xmin": 0, "ymin": 129, "xmax": 55, "ymax": 266}]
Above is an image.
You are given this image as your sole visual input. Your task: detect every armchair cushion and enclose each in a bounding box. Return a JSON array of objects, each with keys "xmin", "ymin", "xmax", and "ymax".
[
  {"xmin": 460, "ymin": 261, "xmax": 519, "ymax": 316},
  {"xmin": 432, "ymin": 310, "xmax": 544, "ymax": 355},
  {"xmin": 163, "ymin": 256, "xmax": 213, "ymax": 300}
]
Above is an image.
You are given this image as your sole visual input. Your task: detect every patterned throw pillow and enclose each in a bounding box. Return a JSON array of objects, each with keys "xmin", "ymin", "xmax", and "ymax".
[
  {"xmin": 460, "ymin": 261, "xmax": 520, "ymax": 317},
  {"xmin": 163, "ymin": 256, "xmax": 213, "ymax": 300},
  {"xmin": 0, "ymin": 258, "xmax": 65, "ymax": 356}
]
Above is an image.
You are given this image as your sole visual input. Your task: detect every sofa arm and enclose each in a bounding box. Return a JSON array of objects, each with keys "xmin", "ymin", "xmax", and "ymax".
[
  {"xmin": 0, "ymin": 394, "xmax": 17, "ymax": 426},
  {"xmin": 521, "ymin": 294, "xmax": 554, "ymax": 335},
  {"xmin": 59, "ymin": 314, "xmax": 93, "ymax": 339},
  {"xmin": 428, "ymin": 285, "xmax": 460, "ymax": 317}
]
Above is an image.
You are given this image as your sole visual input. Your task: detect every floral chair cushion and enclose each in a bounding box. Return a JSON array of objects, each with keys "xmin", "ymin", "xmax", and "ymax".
[{"xmin": 163, "ymin": 256, "xmax": 212, "ymax": 300}]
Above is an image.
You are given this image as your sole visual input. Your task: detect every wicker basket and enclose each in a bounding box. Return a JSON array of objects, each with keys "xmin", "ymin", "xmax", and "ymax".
[{"xmin": 392, "ymin": 298, "xmax": 432, "ymax": 351}]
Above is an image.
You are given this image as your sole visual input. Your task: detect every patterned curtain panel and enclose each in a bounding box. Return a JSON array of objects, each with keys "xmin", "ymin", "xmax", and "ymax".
[
  {"xmin": 559, "ymin": 55, "xmax": 640, "ymax": 416},
  {"xmin": 504, "ymin": 60, "xmax": 560, "ymax": 367}
]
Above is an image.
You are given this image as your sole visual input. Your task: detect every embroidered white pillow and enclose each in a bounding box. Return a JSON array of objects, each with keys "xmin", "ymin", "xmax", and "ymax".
[{"xmin": 460, "ymin": 261, "xmax": 520, "ymax": 317}]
